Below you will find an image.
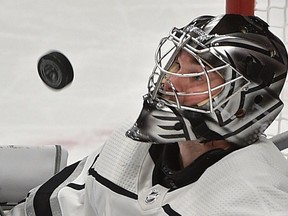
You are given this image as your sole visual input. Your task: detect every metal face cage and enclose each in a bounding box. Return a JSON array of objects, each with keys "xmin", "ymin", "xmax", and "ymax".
[{"xmin": 147, "ymin": 26, "xmax": 250, "ymax": 114}]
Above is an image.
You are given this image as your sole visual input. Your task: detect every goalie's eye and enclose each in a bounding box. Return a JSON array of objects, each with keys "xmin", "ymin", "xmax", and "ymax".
[{"xmin": 193, "ymin": 75, "xmax": 203, "ymax": 81}]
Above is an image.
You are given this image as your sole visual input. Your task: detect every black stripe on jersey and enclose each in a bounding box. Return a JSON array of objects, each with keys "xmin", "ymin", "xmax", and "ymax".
[
  {"xmin": 33, "ymin": 161, "xmax": 80, "ymax": 216},
  {"xmin": 67, "ymin": 183, "xmax": 85, "ymax": 190},
  {"xmin": 163, "ymin": 204, "xmax": 181, "ymax": 216},
  {"xmin": 89, "ymin": 168, "xmax": 138, "ymax": 200}
]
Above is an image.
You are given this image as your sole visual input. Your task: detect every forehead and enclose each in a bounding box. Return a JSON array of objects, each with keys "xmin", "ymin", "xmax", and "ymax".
[{"xmin": 177, "ymin": 50, "xmax": 198, "ymax": 62}]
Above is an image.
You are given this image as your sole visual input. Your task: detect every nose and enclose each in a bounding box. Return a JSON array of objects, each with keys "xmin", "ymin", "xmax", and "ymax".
[{"xmin": 164, "ymin": 74, "xmax": 186, "ymax": 93}]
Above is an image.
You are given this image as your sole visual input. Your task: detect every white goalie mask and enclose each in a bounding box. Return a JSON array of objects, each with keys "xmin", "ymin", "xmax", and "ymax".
[{"xmin": 126, "ymin": 14, "xmax": 288, "ymax": 146}]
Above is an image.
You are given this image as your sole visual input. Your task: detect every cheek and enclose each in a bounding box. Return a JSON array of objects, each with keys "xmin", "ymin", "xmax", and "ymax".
[
  {"xmin": 179, "ymin": 79, "xmax": 223, "ymax": 106},
  {"xmin": 179, "ymin": 85, "xmax": 210, "ymax": 106},
  {"xmin": 182, "ymin": 95, "xmax": 209, "ymax": 106}
]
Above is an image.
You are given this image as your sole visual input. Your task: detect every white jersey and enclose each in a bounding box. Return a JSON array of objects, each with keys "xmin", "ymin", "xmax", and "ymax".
[{"xmin": 8, "ymin": 124, "xmax": 288, "ymax": 216}]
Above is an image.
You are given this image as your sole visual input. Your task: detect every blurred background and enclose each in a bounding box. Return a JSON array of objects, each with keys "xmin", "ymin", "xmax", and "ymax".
[{"xmin": 0, "ymin": 0, "xmax": 287, "ymax": 164}]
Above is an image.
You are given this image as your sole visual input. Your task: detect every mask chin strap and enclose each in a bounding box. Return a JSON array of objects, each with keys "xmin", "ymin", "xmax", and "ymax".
[{"xmin": 182, "ymin": 110, "xmax": 224, "ymax": 143}]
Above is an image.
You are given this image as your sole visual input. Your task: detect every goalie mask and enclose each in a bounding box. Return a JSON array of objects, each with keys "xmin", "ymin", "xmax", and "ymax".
[{"xmin": 126, "ymin": 14, "xmax": 288, "ymax": 146}]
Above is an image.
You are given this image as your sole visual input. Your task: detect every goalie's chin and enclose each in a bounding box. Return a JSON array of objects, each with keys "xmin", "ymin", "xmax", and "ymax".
[{"xmin": 125, "ymin": 95, "xmax": 193, "ymax": 144}]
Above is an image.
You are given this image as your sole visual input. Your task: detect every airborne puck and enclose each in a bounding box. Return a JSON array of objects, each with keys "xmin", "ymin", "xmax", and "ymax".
[{"xmin": 37, "ymin": 51, "xmax": 74, "ymax": 89}]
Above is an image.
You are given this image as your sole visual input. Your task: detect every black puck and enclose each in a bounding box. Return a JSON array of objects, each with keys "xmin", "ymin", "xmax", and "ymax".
[{"xmin": 37, "ymin": 51, "xmax": 74, "ymax": 89}]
